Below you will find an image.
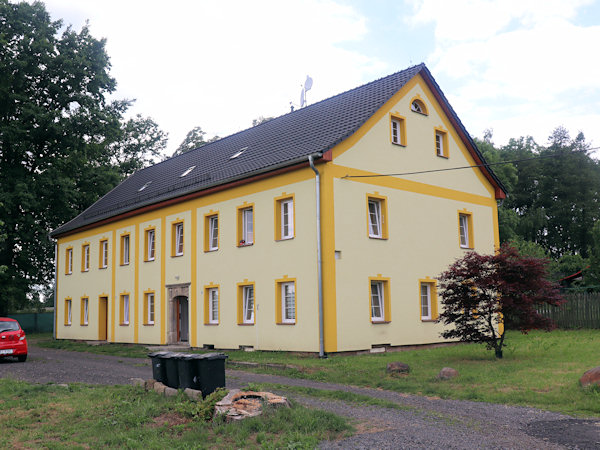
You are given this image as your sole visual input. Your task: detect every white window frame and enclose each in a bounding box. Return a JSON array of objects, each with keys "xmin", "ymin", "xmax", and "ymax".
[
  {"xmin": 436, "ymin": 131, "xmax": 445, "ymax": 157},
  {"xmin": 101, "ymin": 241, "xmax": 108, "ymax": 268},
  {"xmin": 147, "ymin": 293, "xmax": 155, "ymax": 324},
  {"xmin": 67, "ymin": 249, "xmax": 73, "ymax": 274},
  {"xmin": 421, "ymin": 283, "xmax": 431, "ymax": 320},
  {"xmin": 83, "ymin": 298, "xmax": 89, "ymax": 325},
  {"xmin": 281, "ymin": 282, "xmax": 296, "ymax": 324},
  {"xmin": 175, "ymin": 223, "xmax": 184, "ymax": 256},
  {"xmin": 459, "ymin": 214, "xmax": 470, "ymax": 248},
  {"xmin": 83, "ymin": 245, "xmax": 90, "ymax": 271},
  {"xmin": 122, "ymin": 235, "xmax": 130, "ymax": 265},
  {"xmin": 147, "ymin": 229, "xmax": 155, "ymax": 261},
  {"xmin": 208, "ymin": 288, "xmax": 219, "ymax": 324},
  {"xmin": 370, "ymin": 281, "xmax": 384, "ymax": 322},
  {"xmin": 243, "ymin": 285, "xmax": 254, "ymax": 324},
  {"xmin": 66, "ymin": 299, "xmax": 72, "ymax": 325},
  {"xmin": 391, "ymin": 118, "xmax": 401, "ymax": 145},
  {"xmin": 281, "ymin": 199, "xmax": 294, "ymax": 240},
  {"xmin": 368, "ymin": 199, "xmax": 383, "ymax": 238},
  {"xmin": 209, "ymin": 216, "xmax": 219, "ymax": 251},
  {"xmin": 243, "ymin": 208, "xmax": 253, "ymax": 245},
  {"xmin": 123, "ymin": 294, "xmax": 130, "ymax": 325}
]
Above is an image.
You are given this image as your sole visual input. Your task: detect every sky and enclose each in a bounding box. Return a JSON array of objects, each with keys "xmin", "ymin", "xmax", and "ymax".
[{"xmin": 40, "ymin": 0, "xmax": 600, "ymax": 157}]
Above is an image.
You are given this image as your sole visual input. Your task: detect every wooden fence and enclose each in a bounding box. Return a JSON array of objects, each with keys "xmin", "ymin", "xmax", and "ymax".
[{"xmin": 537, "ymin": 292, "xmax": 600, "ymax": 329}]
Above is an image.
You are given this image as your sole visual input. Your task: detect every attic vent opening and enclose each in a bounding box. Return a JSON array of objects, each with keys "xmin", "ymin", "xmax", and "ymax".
[
  {"xmin": 411, "ymin": 99, "xmax": 428, "ymax": 115},
  {"xmin": 138, "ymin": 181, "xmax": 152, "ymax": 192},
  {"xmin": 230, "ymin": 147, "xmax": 248, "ymax": 160},
  {"xmin": 180, "ymin": 165, "xmax": 196, "ymax": 177}
]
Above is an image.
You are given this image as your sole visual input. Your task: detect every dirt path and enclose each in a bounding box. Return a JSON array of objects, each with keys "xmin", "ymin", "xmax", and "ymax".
[{"xmin": 1, "ymin": 343, "xmax": 598, "ymax": 449}]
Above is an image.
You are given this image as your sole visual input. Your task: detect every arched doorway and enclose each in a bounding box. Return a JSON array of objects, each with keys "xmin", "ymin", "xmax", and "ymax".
[{"xmin": 167, "ymin": 284, "xmax": 190, "ymax": 344}]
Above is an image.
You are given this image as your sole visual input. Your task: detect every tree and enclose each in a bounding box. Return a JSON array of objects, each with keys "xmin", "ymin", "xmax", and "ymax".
[
  {"xmin": 437, "ymin": 244, "xmax": 564, "ymax": 358},
  {"xmin": 252, "ymin": 116, "xmax": 273, "ymax": 127},
  {"xmin": 172, "ymin": 126, "xmax": 219, "ymax": 157},
  {"xmin": 0, "ymin": 1, "xmax": 163, "ymax": 314},
  {"xmin": 585, "ymin": 221, "xmax": 600, "ymax": 286}
]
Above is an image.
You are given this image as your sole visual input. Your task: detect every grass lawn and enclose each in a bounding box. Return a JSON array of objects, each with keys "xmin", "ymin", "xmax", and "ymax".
[
  {"xmin": 0, "ymin": 379, "xmax": 351, "ymax": 449},
  {"xmin": 36, "ymin": 330, "xmax": 600, "ymax": 417}
]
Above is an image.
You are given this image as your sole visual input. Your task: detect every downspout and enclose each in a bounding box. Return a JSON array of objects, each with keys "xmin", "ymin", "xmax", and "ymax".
[
  {"xmin": 308, "ymin": 155, "xmax": 325, "ymax": 358},
  {"xmin": 53, "ymin": 242, "xmax": 57, "ymax": 340}
]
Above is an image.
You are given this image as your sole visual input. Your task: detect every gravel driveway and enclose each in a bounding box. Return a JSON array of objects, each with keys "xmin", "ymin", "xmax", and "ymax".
[{"xmin": 1, "ymin": 343, "xmax": 598, "ymax": 449}]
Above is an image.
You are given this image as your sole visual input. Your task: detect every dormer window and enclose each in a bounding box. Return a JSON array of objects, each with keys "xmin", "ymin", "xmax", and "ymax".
[
  {"xmin": 230, "ymin": 147, "xmax": 248, "ymax": 160},
  {"xmin": 180, "ymin": 166, "xmax": 196, "ymax": 177},
  {"xmin": 410, "ymin": 98, "xmax": 428, "ymax": 115},
  {"xmin": 138, "ymin": 181, "xmax": 152, "ymax": 192}
]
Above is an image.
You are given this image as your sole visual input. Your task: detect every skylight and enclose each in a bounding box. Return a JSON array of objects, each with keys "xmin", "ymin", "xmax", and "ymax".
[
  {"xmin": 229, "ymin": 147, "xmax": 248, "ymax": 160},
  {"xmin": 180, "ymin": 165, "xmax": 196, "ymax": 177},
  {"xmin": 138, "ymin": 181, "xmax": 152, "ymax": 192}
]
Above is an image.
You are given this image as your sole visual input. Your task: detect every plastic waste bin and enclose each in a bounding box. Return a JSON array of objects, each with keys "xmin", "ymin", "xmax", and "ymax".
[
  {"xmin": 194, "ymin": 352, "xmax": 228, "ymax": 397},
  {"xmin": 163, "ymin": 352, "xmax": 184, "ymax": 388},
  {"xmin": 148, "ymin": 351, "xmax": 170, "ymax": 384},
  {"xmin": 177, "ymin": 354, "xmax": 202, "ymax": 390}
]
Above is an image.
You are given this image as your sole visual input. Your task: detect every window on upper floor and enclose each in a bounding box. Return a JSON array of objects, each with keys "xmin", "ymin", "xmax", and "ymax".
[
  {"xmin": 435, "ymin": 128, "xmax": 449, "ymax": 158},
  {"xmin": 390, "ymin": 113, "xmax": 406, "ymax": 146},
  {"xmin": 410, "ymin": 98, "xmax": 428, "ymax": 115},
  {"xmin": 275, "ymin": 195, "xmax": 294, "ymax": 241},
  {"xmin": 99, "ymin": 240, "xmax": 108, "ymax": 269},
  {"xmin": 367, "ymin": 194, "xmax": 388, "ymax": 239},
  {"xmin": 458, "ymin": 211, "xmax": 474, "ymax": 249},
  {"xmin": 145, "ymin": 228, "xmax": 156, "ymax": 261},
  {"xmin": 172, "ymin": 222, "xmax": 184, "ymax": 256},
  {"xmin": 81, "ymin": 297, "xmax": 89, "ymax": 325},
  {"xmin": 65, "ymin": 248, "xmax": 73, "ymax": 275},
  {"xmin": 121, "ymin": 234, "xmax": 130, "ymax": 266},
  {"xmin": 237, "ymin": 205, "xmax": 254, "ymax": 246},
  {"xmin": 81, "ymin": 244, "xmax": 90, "ymax": 272},
  {"xmin": 419, "ymin": 279, "xmax": 438, "ymax": 321},
  {"xmin": 370, "ymin": 277, "xmax": 390, "ymax": 323},
  {"xmin": 205, "ymin": 213, "xmax": 219, "ymax": 251}
]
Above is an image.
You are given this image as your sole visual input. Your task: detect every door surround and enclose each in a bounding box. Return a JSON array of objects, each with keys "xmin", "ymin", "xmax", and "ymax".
[{"xmin": 166, "ymin": 283, "xmax": 190, "ymax": 344}]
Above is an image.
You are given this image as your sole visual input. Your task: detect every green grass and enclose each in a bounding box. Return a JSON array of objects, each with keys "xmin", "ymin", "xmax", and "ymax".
[
  {"xmin": 0, "ymin": 379, "xmax": 352, "ymax": 448},
  {"xmin": 35, "ymin": 330, "xmax": 600, "ymax": 416}
]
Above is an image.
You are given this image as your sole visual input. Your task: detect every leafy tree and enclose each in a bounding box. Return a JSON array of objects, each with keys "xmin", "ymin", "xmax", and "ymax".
[
  {"xmin": 0, "ymin": 1, "xmax": 163, "ymax": 314},
  {"xmin": 172, "ymin": 126, "xmax": 219, "ymax": 157},
  {"xmin": 252, "ymin": 116, "xmax": 273, "ymax": 127},
  {"xmin": 585, "ymin": 221, "xmax": 600, "ymax": 286},
  {"xmin": 437, "ymin": 244, "xmax": 564, "ymax": 358}
]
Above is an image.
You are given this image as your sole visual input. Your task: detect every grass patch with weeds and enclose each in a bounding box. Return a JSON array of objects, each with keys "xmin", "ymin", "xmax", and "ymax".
[{"xmin": 0, "ymin": 379, "xmax": 351, "ymax": 448}]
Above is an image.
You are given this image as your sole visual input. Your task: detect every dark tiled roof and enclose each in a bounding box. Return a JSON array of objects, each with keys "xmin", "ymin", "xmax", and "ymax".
[{"xmin": 50, "ymin": 63, "xmax": 505, "ymax": 238}]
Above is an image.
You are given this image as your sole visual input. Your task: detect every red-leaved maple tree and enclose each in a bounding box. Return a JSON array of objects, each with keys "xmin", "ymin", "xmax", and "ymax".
[{"xmin": 437, "ymin": 244, "xmax": 564, "ymax": 358}]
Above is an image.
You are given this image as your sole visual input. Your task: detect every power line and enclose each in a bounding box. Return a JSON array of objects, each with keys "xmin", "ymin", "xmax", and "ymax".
[{"xmin": 342, "ymin": 150, "xmax": 596, "ymax": 179}]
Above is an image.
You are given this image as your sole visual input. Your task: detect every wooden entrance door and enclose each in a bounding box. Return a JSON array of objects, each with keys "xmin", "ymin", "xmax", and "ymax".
[
  {"xmin": 98, "ymin": 296, "xmax": 108, "ymax": 340},
  {"xmin": 177, "ymin": 297, "xmax": 189, "ymax": 342}
]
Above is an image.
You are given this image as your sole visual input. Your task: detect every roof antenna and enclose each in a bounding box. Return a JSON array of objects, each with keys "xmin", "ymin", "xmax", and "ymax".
[{"xmin": 300, "ymin": 75, "xmax": 313, "ymax": 108}]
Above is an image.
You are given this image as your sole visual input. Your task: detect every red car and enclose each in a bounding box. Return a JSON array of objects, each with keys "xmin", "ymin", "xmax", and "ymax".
[{"xmin": 0, "ymin": 317, "xmax": 28, "ymax": 362}]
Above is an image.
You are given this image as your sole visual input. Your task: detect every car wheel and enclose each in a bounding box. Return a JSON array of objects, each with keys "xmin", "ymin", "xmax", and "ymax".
[{"xmin": 17, "ymin": 354, "xmax": 27, "ymax": 362}]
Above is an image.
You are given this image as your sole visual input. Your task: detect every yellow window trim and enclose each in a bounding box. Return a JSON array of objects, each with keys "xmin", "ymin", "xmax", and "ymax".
[
  {"xmin": 144, "ymin": 226, "xmax": 156, "ymax": 262},
  {"xmin": 119, "ymin": 232, "xmax": 131, "ymax": 266},
  {"xmin": 236, "ymin": 280, "xmax": 255, "ymax": 325},
  {"xmin": 274, "ymin": 193, "xmax": 295, "ymax": 241},
  {"xmin": 389, "ymin": 112, "xmax": 407, "ymax": 146},
  {"xmin": 434, "ymin": 126, "xmax": 449, "ymax": 158},
  {"xmin": 366, "ymin": 193, "xmax": 389, "ymax": 240},
  {"xmin": 171, "ymin": 220, "xmax": 184, "ymax": 257},
  {"xmin": 204, "ymin": 211, "xmax": 219, "ymax": 252},
  {"xmin": 409, "ymin": 95, "xmax": 429, "ymax": 115},
  {"xmin": 236, "ymin": 202, "xmax": 255, "ymax": 247},
  {"xmin": 275, "ymin": 276, "xmax": 297, "ymax": 325},
  {"xmin": 80, "ymin": 242, "xmax": 90, "ymax": 272},
  {"xmin": 64, "ymin": 297, "xmax": 72, "ymax": 326},
  {"xmin": 368, "ymin": 276, "xmax": 391, "ymax": 323},
  {"xmin": 458, "ymin": 209, "xmax": 474, "ymax": 249},
  {"xmin": 65, "ymin": 246, "xmax": 73, "ymax": 275},
  {"xmin": 143, "ymin": 290, "xmax": 155, "ymax": 325},
  {"xmin": 418, "ymin": 278, "xmax": 439, "ymax": 321},
  {"xmin": 203, "ymin": 283, "xmax": 220, "ymax": 325},
  {"xmin": 80, "ymin": 296, "xmax": 89, "ymax": 326},
  {"xmin": 98, "ymin": 239, "xmax": 108, "ymax": 269}
]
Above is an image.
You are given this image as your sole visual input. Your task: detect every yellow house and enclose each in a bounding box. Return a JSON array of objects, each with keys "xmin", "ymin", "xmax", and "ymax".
[{"xmin": 50, "ymin": 64, "xmax": 506, "ymax": 354}]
